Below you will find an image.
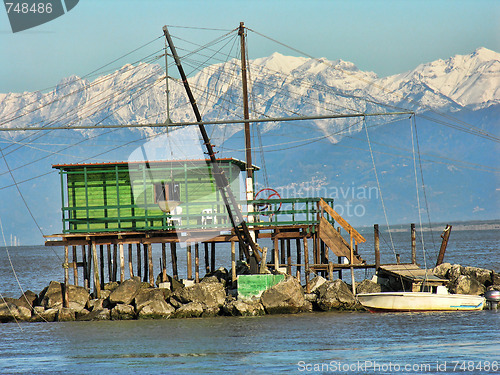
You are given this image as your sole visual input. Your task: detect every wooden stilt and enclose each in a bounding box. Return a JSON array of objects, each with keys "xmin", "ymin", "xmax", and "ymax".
[
  {"xmin": 295, "ymin": 238, "xmax": 301, "ymax": 280},
  {"xmin": 303, "ymin": 236, "xmax": 310, "ymax": 293},
  {"xmin": 274, "ymin": 237, "xmax": 279, "ymax": 270},
  {"xmin": 349, "ymin": 231, "xmax": 356, "ymax": 295},
  {"xmin": 87, "ymin": 243, "xmax": 92, "ymax": 287},
  {"xmin": 72, "ymin": 245, "xmax": 78, "ymax": 286},
  {"xmin": 411, "ymin": 223, "xmax": 416, "ymax": 264},
  {"xmin": 328, "ymin": 262, "xmax": 334, "ymax": 281},
  {"xmin": 280, "ymin": 238, "xmax": 285, "ymax": 266},
  {"xmin": 436, "ymin": 225, "xmax": 452, "ymax": 266},
  {"xmin": 91, "ymin": 242, "xmax": 101, "ymax": 299},
  {"xmin": 99, "ymin": 245, "xmax": 105, "ymax": 289},
  {"xmin": 136, "ymin": 243, "xmax": 142, "ymax": 279},
  {"xmin": 374, "ymin": 224, "xmax": 380, "ymax": 269},
  {"xmin": 128, "ymin": 244, "xmax": 134, "ymax": 278},
  {"xmin": 195, "ymin": 243, "xmax": 199, "ymax": 283},
  {"xmin": 112, "ymin": 244, "xmax": 118, "ymax": 282},
  {"xmin": 187, "ymin": 244, "xmax": 192, "ymax": 280},
  {"xmin": 204, "ymin": 242, "xmax": 210, "ymax": 274},
  {"xmin": 231, "ymin": 241, "xmax": 236, "ymax": 288},
  {"xmin": 82, "ymin": 245, "xmax": 88, "ymax": 290},
  {"xmin": 210, "ymin": 242, "xmax": 215, "ymax": 272},
  {"xmin": 107, "ymin": 245, "xmax": 112, "ymax": 282},
  {"xmin": 170, "ymin": 243, "xmax": 178, "ymax": 279},
  {"xmin": 119, "ymin": 243, "xmax": 125, "ymax": 282},
  {"xmin": 259, "ymin": 247, "xmax": 268, "ymax": 274},
  {"xmin": 161, "ymin": 242, "xmax": 167, "ymax": 282},
  {"xmin": 143, "ymin": 244, "xmax": 148, "ymax": 283},
  {"xmin": 63, "ymin": 245, "xmax": 69, "ymax": 308},
  {"xmin": 286, "ymin": 239, "xmax": 292, "ymax": 275},
  {"xmin": 338, "ymin": 256, "xmax": 343, "ymax": 279},
  {"xmin": 148, "ymin": 243, "xmax": 154, "ymax": 287}
]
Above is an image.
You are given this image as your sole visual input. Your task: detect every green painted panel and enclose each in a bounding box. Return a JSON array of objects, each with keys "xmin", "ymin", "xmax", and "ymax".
[{"xmin": 237, "ymin": 274, "xmax": 285, "ymax": 301}]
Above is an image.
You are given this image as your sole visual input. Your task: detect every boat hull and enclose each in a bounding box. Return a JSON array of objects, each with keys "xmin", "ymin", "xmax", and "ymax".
[{"xmin": 357, "ymin": 292, "xmax": 485, "ymax": 312}]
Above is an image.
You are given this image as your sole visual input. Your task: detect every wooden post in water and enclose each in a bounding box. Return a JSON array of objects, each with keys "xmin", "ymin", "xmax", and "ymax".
[
  {"xmin": 91, "ymin": 242, "xmax": 101, "ymax": 299},
  {"xmin": 259, "ymin": 247, "xmax": 268, "ymax": 274},
  {"xmin": 231, "ymin": 241, "xmax": 236, "ymax": 288},
  {"xmin": 147, "ymin": 243, "xmax": 154, "ymax": 286},
  {"xmin": 411, "ymin": 223, "xmax": 417, "ymax": 264},
  {"xmin": 128, "ymin": 244, "xmax": 134, "ymax": 278},
  {"xmin": 82, "ymin": 245, "xmax": 88, "ymax": 289},
  {"xmin": 143, "ymin": 244, "xmax": 148, "ymax": 283},
  {"xmin": 187, "ymin": 244, "xmax": 192, "ymax": 280},
  {"xmin": 374, "ymin": 224, "xmax": 380, "ymax": 269},
  {"xmin": 286, "ymin": 239, "xmax": 292, "ymax": 275},
  {"xmin": 303, "ymin": 236, "xmax": 310, "ymax": 293},
  {"xmin": 119, "ymin": 243, "xmax": 125, "ymax": 282},
  {"xmin": 136, "ymin": 243, "xmax": 142, "ymax": 279},
  {"xmin": 338, "ymin": 257, "xmax": 343, "ymax": 280},
  {"xmin": 107, "ymin": 245, "xmax": 112, "ymax": 282},
  {"xmin": 280, "ymin": 238, "xmax": 285, "ymax": 266},
  {"xmin": 170, "ymin": 243, "xmax": 178, "ymax": 279},
  {"xmin": 349, "ymin": 230, "xmax": 356, "ymax": 295},
  {"xmin": 328, "ymin": 262, "xmax": 333, "ymax": 281},
  {"xmin": 195, "ymin": 243, "xmax": 200, "ymax": 283},
  {"xmin": 274, "ymin": 237, "xmax": 279, "ymax": 271},
  {"xmin": 396, "ymin": 254, "xmax": 401, "ymax": 264},
  {"xmin": 210, "ymin": 242, "xmax": 216, "ymax": 272},
  {"xmin": 204, "ymin": 242, "xmax": 210, "ymax": 274},
  {"xmin": 112, "ymin": 244, "xmax": 118, "ymax": 282},
  {"xmin": 296, "ymin": 238, "xmax": 301, "ymax": 280},
  {"xmin": 87, "ymin": 244, "xmax": 92, "ymax": 287},
  {"xmin": 72, "ymin": 246, "xmax": 78, "ymax": 286},
  {"xmin": 436, "ymin": 224, "xmax": 452, "ymax": 266},
  {"xmin": 99, "ymin": 245, "xmax": 104, "ymax": 289},
  {"xmin": 63, "ymin": 245, "xmax": 69, "ymax": 308},
  {"xmin": 161, "ymin": 243, "xmax": 167, "ymax": 282}
]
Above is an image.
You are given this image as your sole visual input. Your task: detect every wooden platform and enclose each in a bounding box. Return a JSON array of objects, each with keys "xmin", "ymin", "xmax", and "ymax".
[{"xmin": 378, "ymin": 264, "xmax": 448, "ymax": 292}]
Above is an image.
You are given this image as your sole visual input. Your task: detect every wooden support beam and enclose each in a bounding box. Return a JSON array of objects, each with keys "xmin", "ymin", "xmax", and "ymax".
[
  {"xmin": 231, "ymin": 241, "xmax": 236, "ymax": 288},
  {"xmin": 63, "ymin": 245, "xmax": 69, "ymax": 308},
  {"xmin": 210, "ymin": 242, "xmax": 215, "ymax": 272},
  {"xmin": 274, "ymin": 237, "xmax": 279, "ymax": 270},
  {"xmin": 436, "ymin": 225, "xmax": 452, "ymax": 266},
  {"xmin": 143, "ymin": 244, "xmax": 148, "ymax": 283},
  {"xmin": 107, "ymin": 245, "xmax": 112, "ymax": 282},
  {"xmin": 128, "ymin": 244, "xmax": 134, "ymax": 278},
  {"xmin": 280, "ymin": 238, "xmax": 285, "ymax": 266},
  {"xmin": 161, "ymin": 242, "xmax": 167, "ymax": 282},
  {"xmin": 112, "ymin": 244, "xmax": 118, "ymax": 282},
  {"xmin": 99, "ymin": 245, "xmax": 104, "ymax": 289},
  {"xmin": 148, "ymin": 243, "xmax": 154, "ymax": 287},
  {"xmin": 87, "ymin": 243, "xmax": 92, "ymax": 287},
  {"xmin": 318, "ymin": 198, "xmax": 366, "ymax": 243},
  {"xmin": 295, "ymin": 238, "xmax": 301, "ymax": 280},
  {"xmin": 260, "ymin": 247, "xmax": 268, "ymax": 274},
  {"xmin": 171, "ymin": 242, "xmax": 178, "ymax": 279},
  {"xmin": 303, "ymin": 236, "xmax": 310, "ymax": 293},
  {"xmin": 91, "ymin": 242, "xmax": 101, "ymax": 299},
  {"xmin": 72, "ymin": 246, "xmax": 78, "ymax": 286},
  {"xmin": 136, "ymin": 243, "xmax": 142, "ymax": 279},
  {"xmin": 195, "ymin": 243, "xmax": 200, "ymax": 283},
  {"xmin": 338, "ymin": 256, "xmax": 343, "ymax": 279},
  {"xmin": 286, "ymin": 239, "xmax": 292, "ymax": 275},
  {"xmin": 82, "ymin": 245, "xmax": 88, "ymax": 289},
  {"xmin": 187, "ymin": 244, "xmax": 192, "ymax": 280},
  {"xmin": 119, "ymin": 243, "xmax": 125, "ymax": 282},
  {"xmin": 349, "ymin": 231, "xmax": 356, "ymax": 295},
  {"xmin": 411, "ymin": 223, "xmax": 416, "ymax": 264},
  {"xmin": 328, "ymin": 262, "xmax": 334, "ymax": 281},
  {"xmin": 374, "ymin": 224, "xmax": 380, "ymax": 269},
  {"xmin": 204, "ymin": 242, "xmax": 210, "ymax": 274}
]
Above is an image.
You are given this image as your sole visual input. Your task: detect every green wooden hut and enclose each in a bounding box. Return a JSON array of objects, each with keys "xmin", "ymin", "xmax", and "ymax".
[{"xmin": 54, "ymin": 158, "xmax": 255, "ymax": 233}]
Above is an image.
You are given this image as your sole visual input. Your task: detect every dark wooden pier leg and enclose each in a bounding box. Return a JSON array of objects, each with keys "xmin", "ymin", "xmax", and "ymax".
[
  {"xmin": 136, "ymin": 244, "xmax": 142, "ymax": 279},
  {"xmin": 286, "ymin": 239, "xmax": 292, "ymax": 275},
  {"xmin": 280, "ymin": 238, "xmax": 285, "ymax": 266},
  {"xmin": 231, "ymin": 241, "xmax": 236, "ymax": 287},
  {"xmin": 99, "ymin": 245, "xmax": 105, "ymax": 289},
  {"xmin": 128, "ymin": 244, "xmax": 134, "ymax": 278},
  {"xmin": 161, "ymin": 243, "xmax": 167, "ymax": 282},
  {"xmin": 170, "ymin": 243, "xmax": 178, "ymax": 279},
  {"xmin": 296, "ymin": 238, "xmax": 301, "ymax": 280},
  {"xmin": 82, "ymin": 245, "xmax": 88, "ymax": 290},
  {"xmin": 87, "ymin": 244, "xmax": 92, "ymax": 287},
  {"xmin": 195, "ymin": 243, "xmax": 199, "ymax": 283},
  {"xmin": 143, "ymin": 244, "xmax": 148, "ymax": 283},
  {"xmin": 119, "ymin": 243, "xmax": 125, "ymax": 282},
  {"xmin": 338, "ymin": 257, "xmax": 343, "ymax": 279},
  {"xmin": 147, "ymin": 243, "xmax": 154, "ymax": 287},
  {"xmin": 112, "ymin": 244, "xmax": 118, "ymax": 282},
  {"xmin": 107, "ymin": 245, "xmax": 112, "ymax": 282},
  {"xmin": 63, "ymin": 245, "xmax": 69, "ymax": 308},
  {"xmin": 374, "ymin": 224, "xmax": 380, "ymax": 270},
  {"xmin": 274, "ymin": 237, "xmax": 279, "ymax": 270},
  {"xmin": 303, "ymin": 236, "xmax": 310, "ymax": 293},
  {"xmin": 72, "ymin": 246, "xmax": 78, "ymax": 286},
  {"xmin": 210, "ymin": 242, "xmax": 215, "ymax": 272},
  {"xmin": 204, "ymin": 242, "xmax": 210, "ymax": 274},
  {"xmin": 411, "ymin": 223, "xmax": 416, "ymax": 264},
  {"xmin": 436, "ymin": 225, "xmax": 452, "ymax": 266},
  {"xmin": 187, "ymin": 244, "xmax": 192, "ymax": 280}
]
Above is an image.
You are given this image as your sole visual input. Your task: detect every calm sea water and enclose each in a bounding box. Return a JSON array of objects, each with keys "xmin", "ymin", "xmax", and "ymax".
[{"xmin": 0, "ymin": 227, "xmax": 499, "ymax": 374}]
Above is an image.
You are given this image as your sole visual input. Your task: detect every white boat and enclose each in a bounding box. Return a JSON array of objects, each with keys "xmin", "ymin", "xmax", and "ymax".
[{"xmin": 357, "ymin": 291, "xmax": 485, "ymax": 312}]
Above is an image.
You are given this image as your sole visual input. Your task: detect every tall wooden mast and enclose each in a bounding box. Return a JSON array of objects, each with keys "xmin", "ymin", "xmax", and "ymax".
[{"xmin": 162, "ymin": 25, "xmax": 261, "ymax": 267}]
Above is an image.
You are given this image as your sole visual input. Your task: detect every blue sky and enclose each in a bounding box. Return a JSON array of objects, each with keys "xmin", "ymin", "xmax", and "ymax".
[{"xmin": 1, "ymin": 0, "xmax": 499, "ymax": 92}]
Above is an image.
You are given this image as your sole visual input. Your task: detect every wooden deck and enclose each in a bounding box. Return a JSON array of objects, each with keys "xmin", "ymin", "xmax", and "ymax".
[{"xmin": 378, "ymin": 264, "xmax": 448, "ymax": 292}]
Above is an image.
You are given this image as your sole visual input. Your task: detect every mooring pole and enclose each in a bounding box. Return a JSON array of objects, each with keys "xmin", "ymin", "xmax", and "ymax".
[
  {"xmin": 374, "ymin": 224, "xmax": 380, "ymax": 269},
  {"xmin": 436, "ymin": 224, "xmax": 452, "ymax": 266},
  {"xmin": 411, "ymin": 223, "xmax": 416, "ymax": 264}
]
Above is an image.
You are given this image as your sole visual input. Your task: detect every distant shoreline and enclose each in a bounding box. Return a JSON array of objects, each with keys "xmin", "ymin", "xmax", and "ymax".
[{"xmin": 359, "ymin": 219, "xmax": 500, "ymax": 233}]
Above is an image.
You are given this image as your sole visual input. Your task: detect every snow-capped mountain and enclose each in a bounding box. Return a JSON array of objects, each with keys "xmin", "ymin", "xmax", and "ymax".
[{"xmin": 0, "ymin": 47, "xmax": 498, "ymax": 139}]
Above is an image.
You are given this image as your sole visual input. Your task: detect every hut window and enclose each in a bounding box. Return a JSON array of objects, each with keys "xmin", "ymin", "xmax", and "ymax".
[{"xmin": 154, "ymin": 182, "xmax": 180, "ymax": 203}]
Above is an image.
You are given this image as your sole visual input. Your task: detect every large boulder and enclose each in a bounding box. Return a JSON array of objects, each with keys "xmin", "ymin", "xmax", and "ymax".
[
  {"xmin": 77, "ymin": 308, "xmax": 111, "ymax": 321},
  {"xmin": 448, "ymin": 264, "xmax": 464, "ymax": 282},
  {"xmin": 111, "ymin": 304, "xmax": 136, "ymax": 320},
  {"xmin": 109, "ymin": 277, "xmax": 144, "ymax": 305},
  {"xmin": 432, "ymin": 263, "xmax": 452, "ymax": 279},
  {"xmin": 172, "ymin": 282, "xmax": 226, "ymax": 309},
  {"xmin": 308, "ymin": 275, "xmax": 327, "ymax": 293},
  {"xmin": 38, "ymin": 281, "xmax": 89, "ymax": 311},
  {"xmin": 260, "ymin": 277, "xmax": 307, "ymax": 314},
  {"xmin": 17, "ymin": 290, "xmax": 37, "ymax": 310},
  {"xmin": 0, "ymin": 301, "xmax": 31, "ymax": 322},
  {"xmin": 172, "ymin": 302, "xmax": 204, "ymax": 318},
  {"xmin": 316, "ymin": 280, "xmax": 357, "ymax": 310},
  {"xmin": 57, "ymin": 307, "xmax": 76, "ymax": 322},
  {"xmin": 134, "ymin": 288, "xmax": 167, "ymax": 312},
  {"xmin": 463, "ymin": 267, "xmax": 493, "ymax": 286},
  {"xmin": 449, "ymin": 275, "xmax": 486, "ymax": 295},
  {"xmin": 356, "ymin": 279, "xmax": 382, "ymax": 294},
  {"xmin": 223, "ymin": 299, "xmax": 265, "ymax": 316},
  {"xmin": 138, "ymin": 299, "xmax": 175, "ymax": 319}
]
